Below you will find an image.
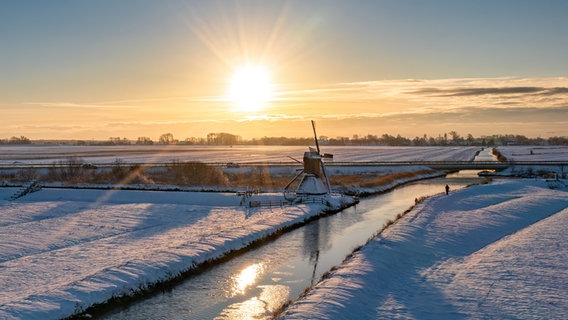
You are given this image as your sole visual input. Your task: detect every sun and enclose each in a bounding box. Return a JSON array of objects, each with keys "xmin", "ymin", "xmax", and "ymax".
[{"xmin": 228, "ymin": 65, "xmax": 273, "ymax": 113}]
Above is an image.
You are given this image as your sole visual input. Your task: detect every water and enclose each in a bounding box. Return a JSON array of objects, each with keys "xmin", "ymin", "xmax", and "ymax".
[
  {"xmin": 98, "ymin": 173, "xmax": 485, "ymax": 320},
  {"xmin": 475, "ymin": 147, "xmax": 497, "ymax": 162}
]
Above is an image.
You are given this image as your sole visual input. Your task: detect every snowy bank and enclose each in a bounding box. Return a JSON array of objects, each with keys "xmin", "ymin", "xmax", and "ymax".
[
  {"xmin": 279, "ymin": 179, "xmax": 568, "ymax": 319},
  {"xmin": 0, "ymin": 189, "xmax": 354, "ymax": 320}
]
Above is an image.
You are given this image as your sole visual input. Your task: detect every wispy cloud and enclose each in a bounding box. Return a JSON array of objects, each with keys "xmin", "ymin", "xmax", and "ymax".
[
  {"xmin": 23, "ymin": 102, "xmax": 137, "ymax": 109},
  {"xmin": 278, "ymin": 76, "xmax": 568, "ymax": 99},
  {"xmin": 16, "ymin": 124, "xmax": 90, "ymax": 131},
  {"xmin": 22, "ymin": 95, "xmax": 196, "ymax": 109},
  {"xmin": 409, "ymin": 86, "xmax": 547, "ymax": 96},
  {"xmin": 273, "ymin": 77, "xmax": 568, "ymax": 115},
  {"xmin": 6, "ymin": 77, "xmax": 568, "ymax": 139},
  {"xmin": 297, "ymin": 105, "xmax": 568, "ymax": 123},
  {"xmin": 259, "ymin": 76, "xmax": 568, "ymax": 137},
  {"xmin": 407, "ymin": 86, "xmax": 568, "ymax": 98}
]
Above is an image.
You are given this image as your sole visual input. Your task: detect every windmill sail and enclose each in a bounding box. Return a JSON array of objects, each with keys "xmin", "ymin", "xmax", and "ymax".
[
  {"xmin": 311, "ymin": 120, "xmax": 320, "ymax": 153},
  {"xmin": 311, "ymin": 121, "xmax": 332, "ymax": 193}
]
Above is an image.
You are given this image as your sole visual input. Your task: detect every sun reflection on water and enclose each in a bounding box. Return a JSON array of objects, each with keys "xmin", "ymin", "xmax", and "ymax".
[
  {"xmin": 217, "ymin": 285, "xmax": 290, "ymax": 320},
  {"xmin": 231, "ymin": 263, "xmax": 264, "ymax": 296},
  {"xmin": 219, "ymin": 263, "xmax": 294, "ymax": 318}
]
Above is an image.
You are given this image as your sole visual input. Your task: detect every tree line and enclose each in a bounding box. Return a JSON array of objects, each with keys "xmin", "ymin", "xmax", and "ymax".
[{"xmin": 2, "ymin": 132, "xmax": 568, "ymax": 146}]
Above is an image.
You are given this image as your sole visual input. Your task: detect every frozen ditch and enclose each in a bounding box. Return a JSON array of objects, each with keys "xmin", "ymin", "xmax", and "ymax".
[{"xmin": 97, "ymin": 174, "xmax": 484, "ymax": 319}]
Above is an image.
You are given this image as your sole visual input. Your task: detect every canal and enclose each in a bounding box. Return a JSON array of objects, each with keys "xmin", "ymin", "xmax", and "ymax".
[{"xmin": 98, "ymin": 170, "xmax": 486, "ymax": 320}]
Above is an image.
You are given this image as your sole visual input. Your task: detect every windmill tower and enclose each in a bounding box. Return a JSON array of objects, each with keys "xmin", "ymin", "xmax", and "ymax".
[{"xmin": 284, "ymin": 121, "xmax": 332, "ymax": 196}]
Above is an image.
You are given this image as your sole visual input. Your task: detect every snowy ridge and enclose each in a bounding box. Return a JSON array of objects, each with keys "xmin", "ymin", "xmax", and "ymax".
[
  {"xmin": 0, "ymin": 190, "xmax": 354, "ymax": 320},
  {"xmin": 279, "ymin": 180, "xmax": 568, "ymax": 319}
]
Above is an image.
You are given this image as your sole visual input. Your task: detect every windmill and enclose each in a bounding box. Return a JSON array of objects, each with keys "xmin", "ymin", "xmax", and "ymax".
[{"xmin": 284, "ymin": 121, "xmax": 333, "ymax": 196}]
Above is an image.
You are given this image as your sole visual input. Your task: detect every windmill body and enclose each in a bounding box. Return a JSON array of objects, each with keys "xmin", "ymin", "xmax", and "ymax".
[
  {"xmin": 296, "ymin": 151, "xmax": 328, "ymax": 195},
  {"xmin": 284, "ymin": 121, "xmax": 333, "ymax": 197},
  {"xmin": 246, "ymin": 121, "xmax": 357, "ymax": 209}
]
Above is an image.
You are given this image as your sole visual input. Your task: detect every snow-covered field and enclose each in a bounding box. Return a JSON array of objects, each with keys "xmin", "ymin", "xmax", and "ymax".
[
  {"xmin": 2, "ymin": 145, "xmax": 566, "ymax": 166},
  {"xmin": 2, "ymin": 145, "xmax": 566, "ymax": 319},
  {"xmin": 496, "ymin": 145, "xmax": 568, "ymax": 161},
  {"xmin": 279, "ymin": 179, "xmax": 568, "ymax": 320},
  {"xmin": 0, "ymin": 188, "xmax": 353, "ymax": 320},
  {"xmin": 3, "ymin": 177, "xmax": 566, "ymax": 320},
  {"xmin": 0, "ymin": 145, "xmax": 481, "ymax": 165},
  {"xmin": 487, "ymin": 146, "xmax": 567, "ymax": 178}
]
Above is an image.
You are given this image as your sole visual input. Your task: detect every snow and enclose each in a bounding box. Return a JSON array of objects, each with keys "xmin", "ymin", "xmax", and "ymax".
[
  {"xmin": 496, "ymin": 146, "xmax": 568, "ymax": 161},
  {"xmin": 278, "ymin": 179, "xmax": 568, "ymax": 320},
  {"xmin": 0, "ymin": 145, "xmax": 481, "ymax": 165},
  {"xmin": 0, "ymin": 189, "xmax": 354, "ymax": 320},
  {"xmin": 480, "ymin": 146, "xmax": 567, "ymax": 178},
  {"xmin": 2, "ymin": 145, "xmax": 566, "ymax": 319},
  {"xmin": 2, "ymin": 176, "xmax": 566, "ymax": 319}
]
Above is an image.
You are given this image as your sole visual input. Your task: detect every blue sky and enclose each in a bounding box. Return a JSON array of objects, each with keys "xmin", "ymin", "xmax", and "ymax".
[{"xmin": 1, "ymin": 1, "xmax": 567, "ymax": 139}]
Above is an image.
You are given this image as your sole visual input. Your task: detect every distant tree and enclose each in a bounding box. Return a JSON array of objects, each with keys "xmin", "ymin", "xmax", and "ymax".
[
  {"xmin": 159, "ymin": 133, "xmax": 176, "ymax": 144},
  {"xmin": 449, "ymin": 131, "xmax": 462, "ymax": 144},
  {"xmin": 533, "ymin": 137, "xmax": 547, "ymax": 146},
  {"xmin": 514, "ymin": 134, "xmax": 530, "ymax": 145},
  {"xmin": 5, "ymin": 131, "xmax": 562, "ymax": 147},
  {"xmin": 337, "ymin": 136, "xmax": 350, "ymax": 145},
  {"xmin": 380, "ymin": 134, "xmax": 411, "ymax": 146},
  {"xmin": 206, "ymin": 132, "xmax": 242, "ymax": 145},
  {"xmin": 549, "ymin": 136, "xmax": 568, "ymax": 145},
  {"xmin": 412, "ymin": 136, "xmax": 427, "ymax": 146},
  {"xmin": 180, "ymin": 137, "xmax": 206, "ymax": 145},
  {"xmin": 8, "ymin": 136, "xmax": 31, "ymax": 144},
  {"xmin": 136, "ymin": 137, "xmax": 154, "ymax": 145},
  {"xmin": 107, "ymin": 137, "xmax": 130, "ymax": 145}
]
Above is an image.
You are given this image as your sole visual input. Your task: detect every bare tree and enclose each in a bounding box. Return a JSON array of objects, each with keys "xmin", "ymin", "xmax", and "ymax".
[
  {"xmin": 136, "ymin": 137, "xmax": 154, "ymax": 145},
  {"xmin": 158, "ymin": 133, "xmax": 176, "ymax": 144}
]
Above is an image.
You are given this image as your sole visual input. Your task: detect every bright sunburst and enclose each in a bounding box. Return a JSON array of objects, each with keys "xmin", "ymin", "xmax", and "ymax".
[{"xmin": 228, "ymin": 65, "xmax": 273, "ymax": 113}]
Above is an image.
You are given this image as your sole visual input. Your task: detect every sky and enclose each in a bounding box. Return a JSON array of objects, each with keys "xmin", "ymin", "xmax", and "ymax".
[{"xmin": 1, "ymin": 0, "xmax": 568, "ymax": 141}]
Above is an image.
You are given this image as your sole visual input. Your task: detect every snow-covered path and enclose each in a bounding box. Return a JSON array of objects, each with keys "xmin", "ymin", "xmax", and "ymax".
[
  {"xmin": 279, "ymin": 180, "xmax": 568, "ymax": 319},
  {"xmin": 0, "ymin": 189, "xmax": 350, "ymax": 320}
]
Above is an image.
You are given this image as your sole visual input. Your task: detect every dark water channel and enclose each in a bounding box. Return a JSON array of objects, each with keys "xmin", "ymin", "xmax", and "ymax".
[{"xmin": 99, "ymin": 171, "xmax": 485, "ymax": 320}]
